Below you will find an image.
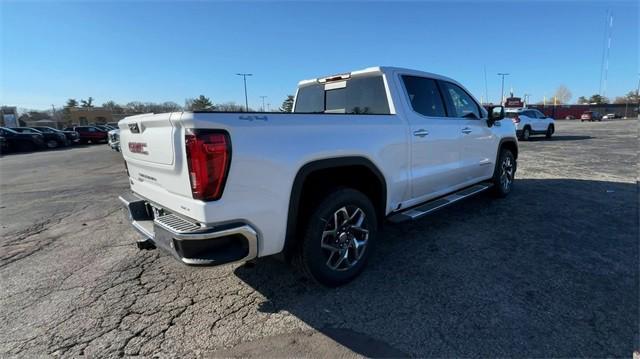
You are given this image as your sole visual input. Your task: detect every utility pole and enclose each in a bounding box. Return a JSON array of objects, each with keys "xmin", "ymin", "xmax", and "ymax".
[
  {"xmin": 259, "ymin": 96, "xmax": 267, "ymax": 112},
  {"xmin": 483, "ymin": 65, "xmax": 489, "ymax": 105},
  {"xmin": 51, "ymin": 104, "xmax": 58, "ymax": 128},
  {"xmin": 236, "ymin": 73, "xmax": 252, "ymax": 112},
  {"xmin": 497, "ymin": 73, "xmax": 509, "ymax": 105},
  {"xmin": 267, "ymin": 103, "xmax": 271, "ymax": 112}
]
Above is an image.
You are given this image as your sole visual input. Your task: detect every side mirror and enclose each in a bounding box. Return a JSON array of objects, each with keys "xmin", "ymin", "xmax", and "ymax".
[{"xmin": 487, "ymin": 105, "xmax": 504, "ymax": 126}]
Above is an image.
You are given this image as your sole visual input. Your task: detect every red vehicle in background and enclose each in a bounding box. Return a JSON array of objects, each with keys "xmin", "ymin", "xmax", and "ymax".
[
  {"xmin": 580, "ymin": 111, "xmax": 602, "ymax": 122},
  {"xmin": 63, "ymin": 126, "xmax": 108, "ymax": 144}
]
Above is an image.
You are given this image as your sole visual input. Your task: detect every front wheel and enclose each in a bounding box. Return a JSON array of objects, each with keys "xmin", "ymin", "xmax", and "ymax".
[
  {"xmin": 545, "ymin": 125, "xmax": 554, "ymax": 139},
  {"xmin": 492, "ymin": 149, "xmax": 516, "ymax": 197},
  {"xmin": 297, "ymin": 188, "xmax": 377, "ymax": 287}
]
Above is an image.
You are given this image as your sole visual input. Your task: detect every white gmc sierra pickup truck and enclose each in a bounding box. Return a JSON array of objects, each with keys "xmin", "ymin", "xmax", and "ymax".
[{"xmin": 119, "ymin": 66, "xmax": 518, "ymax": 286}]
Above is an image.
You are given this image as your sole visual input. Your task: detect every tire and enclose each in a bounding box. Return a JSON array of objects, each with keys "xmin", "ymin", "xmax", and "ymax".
[
  {"xmin": 545, "ymin": 125, "xmax": 554, "ymax": 139},
  {"xmin": 18, "ymin": 141, "xmax": 35, "ymax": 152},
  {"xmin": 521, "ymin": 127, "xmax": 531, "ymax": 141},
  {"xmin": 296, "ymin": 188, "xmax": 377, "ymax": 287},
  {"xmin": 45, "ymin": 139, "xmax": 59, "ymax": 149},
  {"xmin": 492, "ymin": 148, "xmax": 516, "ymax": 198}
]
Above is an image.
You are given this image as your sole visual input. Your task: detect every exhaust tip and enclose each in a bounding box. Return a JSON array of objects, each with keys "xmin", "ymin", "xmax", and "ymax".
[{"xmin": 136, "ymin": 239, "xmax": 156, "ymax": 250}]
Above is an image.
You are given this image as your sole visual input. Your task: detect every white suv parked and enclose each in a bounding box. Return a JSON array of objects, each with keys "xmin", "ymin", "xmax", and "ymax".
[{"xmin": 506, "ymin": 108, "xmax": 555, "ymax": 140}]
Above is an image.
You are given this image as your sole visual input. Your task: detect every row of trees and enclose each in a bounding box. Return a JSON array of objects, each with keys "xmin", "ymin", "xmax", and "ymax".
[
  {"xmin": 62, "ymin": 95, "xmax": 254, "ymax": 114},
  {"xmin": 537, "ymin": 85, "xmax": 639, "ymax": 106},
  {"xmin": 60, "ymin": 94, "xmax": 299, "ymax": 114},
  {"xmin": 576, "ymin": 91, "xmax": 639, "ymax": 105}
]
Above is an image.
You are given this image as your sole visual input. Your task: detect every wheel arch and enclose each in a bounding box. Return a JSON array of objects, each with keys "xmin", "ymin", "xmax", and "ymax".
[
  {"xmin": 498, "ymin": 137, "xmax": 518, "ymax": 159},
  {"xmin": 284, "ymin": 156, "xmax": 387, "ymax": 258}
]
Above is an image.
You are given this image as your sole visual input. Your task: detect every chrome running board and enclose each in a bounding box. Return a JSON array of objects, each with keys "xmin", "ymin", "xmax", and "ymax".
[{"xmin": 388, "ymin": 183, "xmax": 493, "ymax": 223}]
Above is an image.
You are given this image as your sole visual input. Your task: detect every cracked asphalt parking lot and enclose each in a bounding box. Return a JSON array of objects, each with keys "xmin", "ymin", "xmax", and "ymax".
[{"xmin": 0, "ymin": 120, "xmax": 637, "ymax": 357}]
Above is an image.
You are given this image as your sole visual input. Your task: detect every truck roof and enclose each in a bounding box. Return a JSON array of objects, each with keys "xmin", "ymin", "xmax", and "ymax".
[{"xmin": 297, "ymin": 66, "xmax": 460, "ymax": 87}]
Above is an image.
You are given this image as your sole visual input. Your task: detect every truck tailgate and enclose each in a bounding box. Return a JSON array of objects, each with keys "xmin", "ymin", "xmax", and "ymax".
[
  {"xmin": 120, "ymin": 113, "xmax": 176, "ymax": 165},
  {"xmin": 119, "ymin": 112, "xmax": 197, "ymax": 207}
]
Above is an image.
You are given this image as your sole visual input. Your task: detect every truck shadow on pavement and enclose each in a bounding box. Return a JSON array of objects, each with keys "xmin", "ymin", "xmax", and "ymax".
[
  {"xmin": 234, "ymin": 178, "xmax": 638, "ymax": 357},
  {"xmin": 527, "ymin": 135, "xmax": 593, "ymax": 142}
]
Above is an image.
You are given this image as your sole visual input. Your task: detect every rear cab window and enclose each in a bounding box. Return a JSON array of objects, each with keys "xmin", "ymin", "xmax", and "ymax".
[
  {"xmin": 401, "ymin": 75, "xmax": 446, "ymax": 117},
  {"xmin": 294, "ymin": 75, "xmax": 391, "ymax": 114}
]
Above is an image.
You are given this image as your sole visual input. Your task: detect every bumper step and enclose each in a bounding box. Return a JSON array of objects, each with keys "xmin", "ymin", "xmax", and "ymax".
[
  {"xmin": 119, "ymin": 192, "xmax": 259, "ymax": 266},
  {"xmin": 388, "ymin": 183, "xmax": 493, "ymax": 223}
]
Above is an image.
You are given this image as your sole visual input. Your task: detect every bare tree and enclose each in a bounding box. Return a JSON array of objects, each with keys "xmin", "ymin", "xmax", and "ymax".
[
  {"xmin": 80, "ymin": 97, "xmax": 94, "ymax": 108},
  {"xmin": 215, "ymin": 102, "xmax": 246, "ymax": 112},
  {"xmin": 552, "ymin": 85, "xmax": 572, "ymax": 104}
]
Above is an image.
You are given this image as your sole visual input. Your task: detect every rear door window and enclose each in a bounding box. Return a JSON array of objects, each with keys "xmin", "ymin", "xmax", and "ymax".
[
  {"xmin": 294, "ymin": 75, "xmax": 390, "ymax": 114},
  {"xmin": 401, "ymin": 76, "xmax": 446, "ymax": 117}
]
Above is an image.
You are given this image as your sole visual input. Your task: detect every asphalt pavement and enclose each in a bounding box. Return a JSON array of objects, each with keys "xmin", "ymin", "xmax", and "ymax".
[{"xmin": 0, "ymin": 119, "xmax": 637, "ymax": 357}]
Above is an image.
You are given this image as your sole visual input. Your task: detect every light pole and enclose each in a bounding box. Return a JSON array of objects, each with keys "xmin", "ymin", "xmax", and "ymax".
[
  {"xmin": 259, "ymin": 96, "xmax": 267, "ymax": 112},
  {"xmin": 236, "ymin": 73, "xmax": 252, "ymax": 112},
  {"xmin": 497, "ymin": 73, "xmax": 509, "ymax": 105}
]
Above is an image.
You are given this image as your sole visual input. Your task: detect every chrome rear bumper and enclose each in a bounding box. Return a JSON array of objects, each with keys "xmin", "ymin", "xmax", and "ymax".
[{"xmin": 119, "ymin": 192, "xmax": 258, "ymax": 265}]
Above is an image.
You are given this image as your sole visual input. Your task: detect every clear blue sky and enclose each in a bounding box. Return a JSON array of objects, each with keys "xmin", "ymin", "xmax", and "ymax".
[{"xmin": 1, "ymin": 0, "xmax": 638, "ymax": 111}]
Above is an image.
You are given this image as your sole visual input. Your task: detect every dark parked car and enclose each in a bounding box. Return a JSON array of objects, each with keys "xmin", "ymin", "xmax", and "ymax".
[
  {"xmin": 0, "ymin": 127, "xmax": 45, "ymax": 152},
  {"xmin": 10, "ymin": 127, "xmax": 68, "ymax": 149},
  {"xmin": 63, "ymin": 126, "xmax": 108, "ymax": 144},
  {"xmin": 0, "ymin": 136, "xmax": 8, "ymax": 154},
  {"xmin": 31, "ymin": 126, "xmax": 80, "ymax": 145}
]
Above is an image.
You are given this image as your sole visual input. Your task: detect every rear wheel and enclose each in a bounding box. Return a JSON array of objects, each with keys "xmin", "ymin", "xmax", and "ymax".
[
  {"xmin": 18, "ymin": 141, "xmax": 35, "ymax": 152},
  {"xmin": 545, "ymin": 125, "xmax": 554, "ymax": 139},
  {"xmin": 492, "ymin": 148, "xmax": 516, "ymax": 197},
  {"xmin": 296, "ymin": 188, "xmax": 377, "ymax": 287},
  {"xmin": 45, "ymin": 139, "xmax": 59, "ymax": 149}
]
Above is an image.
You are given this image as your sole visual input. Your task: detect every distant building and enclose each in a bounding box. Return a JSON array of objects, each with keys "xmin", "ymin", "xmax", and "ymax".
[
  {"xmin": 69, "ymin": 107, "xmax": 114, "ymax": 125},
  {"xmin": 497, "ymin": 97, "xmax": 638, "ymax": 119},
  {"xmin": 1, "ymin": 106, "xmax": 18, "ymax": 127},
  {"xmin": 529, "ymin": 103, "xmax": 638, "ymax": 119}
]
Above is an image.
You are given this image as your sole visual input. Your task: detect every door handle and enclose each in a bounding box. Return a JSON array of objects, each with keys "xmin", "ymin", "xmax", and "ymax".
[
  {"xmin": 461, "ymin": 127, "xmax": 472, "ymax": 134},
  {"xmin": 413, "ymin": 129, "xmax": 429, "ymax": 137}
]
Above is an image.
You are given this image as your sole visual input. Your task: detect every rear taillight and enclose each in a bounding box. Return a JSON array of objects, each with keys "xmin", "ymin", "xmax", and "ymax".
[
  {"xmin": 512, "ymin": 114, "xmax": 520, "ymax": 123},
  {"xmin": 185, "ymin": 130, "xmax": 231, "ymax": 201}
]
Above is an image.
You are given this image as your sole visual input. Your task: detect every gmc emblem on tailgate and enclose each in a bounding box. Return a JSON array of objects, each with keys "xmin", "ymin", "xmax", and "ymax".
[{"xmin": 128, "ymin": 142, "xmax": 148, "ymax": 155}]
